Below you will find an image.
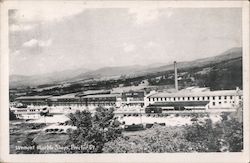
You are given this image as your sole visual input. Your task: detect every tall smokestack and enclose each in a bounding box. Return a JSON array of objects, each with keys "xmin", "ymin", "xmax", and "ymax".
[{"xmin": 174, "ymin": 61, "xmax": 178, "ymax": 91}]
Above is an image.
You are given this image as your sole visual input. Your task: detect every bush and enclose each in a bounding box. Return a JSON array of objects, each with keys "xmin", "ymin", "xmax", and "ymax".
[
  {"xmin": 185, "ymin": 117, "xmax": 243, "ymax": 152},
  {"xmin": 9, "ymin": 109, "xmax": 17, "ymax": 120},
  {"xmin": 65, "ymin": 107, "xmax": 122, "ymax": 153},
  {"xmin": 223, "ymin": 118, "xmax": 243, "ymax": 152},
  {"xmin": 185, "ymin": 119, "xmax": 222, "ymax": 152},
  {"xmin": 103, "ymin": 125, "xmax": 192, "ymax": 153}
]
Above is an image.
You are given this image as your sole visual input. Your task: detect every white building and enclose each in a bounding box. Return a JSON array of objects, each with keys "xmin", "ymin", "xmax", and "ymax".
[
  {"xmin": 145, "ymin": 88, "xmax": 243, "ymax": 112},
  {"xmin": 10, "ymin": 107, "xmax": 48, "ymax": 119}
]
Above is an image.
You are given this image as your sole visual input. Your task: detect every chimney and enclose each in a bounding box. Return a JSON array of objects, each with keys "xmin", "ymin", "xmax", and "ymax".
[{"xmin": 174, "ymin": 61, "xmax": 178, "ymax": 91}]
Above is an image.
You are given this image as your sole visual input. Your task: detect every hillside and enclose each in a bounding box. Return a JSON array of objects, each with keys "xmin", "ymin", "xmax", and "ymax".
[
  {"xmin": 145, "ymin": 47, "xmax": 242, "ymax": 74},
  {"xmin": 10, "ymin": 68, "xmax": 89, "ymax": 88},
  {"xmin": 10, "ymin": 47, "xmax": 242, "ymax": 89}
]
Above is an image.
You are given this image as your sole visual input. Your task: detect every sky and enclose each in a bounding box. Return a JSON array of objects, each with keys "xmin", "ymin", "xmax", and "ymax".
[{"xmin": 9, "ymin": 7, "xmax": 242, "ymax": 76}]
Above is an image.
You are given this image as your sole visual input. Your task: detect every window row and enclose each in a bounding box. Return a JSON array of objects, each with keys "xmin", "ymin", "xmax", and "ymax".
[
  {"xmin": 15, "ymin": 109, "xmax": 40, "ymax": 112},
  {"xmin": 212, "ymin": 101, "xmax": 235, "ymax": 106},
  {"xmin": 149, "ymin": 95, "xmax": 241, "ymax": 102}
]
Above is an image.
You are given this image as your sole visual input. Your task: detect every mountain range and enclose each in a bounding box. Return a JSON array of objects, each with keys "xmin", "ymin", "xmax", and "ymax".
[{"xmin": 10, "ymin": 47, "xmax": 242, "ymax": 88}]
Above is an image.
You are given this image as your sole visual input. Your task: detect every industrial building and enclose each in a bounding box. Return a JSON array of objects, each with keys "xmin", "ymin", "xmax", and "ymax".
[
  {"xmin": 120, "ymin": 90, "xmax": 145, "ymax": 107},
  {"xmin": 47, "ymin": 93, "xmax": 81, "ymax": 107},
  {"xmin": 11, "ymin": 91, "xmax": 119, "ymax": 119},
  {"xmin": 15, "ymin": 96, "xmax": 52, "ymax": 106},
  {"xmin": 10, "ymin": 61, "xmax": 243, "ymax": 119},
  {"xmin": 11, "ymin": 88, "xmax": 243, "ymax": 119},
  {"xmin": 145, "ymin": 88, "xmax": 243, "ymax": 112},
  {"xmin": 81, "ymin": 93, "xmax": 120, "ymax": 107},
  {"xmin": 10, "ymin": 106, "xmax": 49, "ymax": 119},
  {"xmin": 144, "ymin": 61, "xmax": 243, "ymax": 112}
]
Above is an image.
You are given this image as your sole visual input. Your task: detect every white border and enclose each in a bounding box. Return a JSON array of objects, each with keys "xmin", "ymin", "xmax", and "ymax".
[{"xmin": 0, "ymin": 1, "xmax": 249, "ymax": 163}]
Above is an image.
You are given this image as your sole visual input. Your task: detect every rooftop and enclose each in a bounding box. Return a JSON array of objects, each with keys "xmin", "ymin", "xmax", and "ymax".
[
  {"xmin": 78, "ymin": 90, "xmax": 111, "ymax": 97},
  {"xmin": 147, "ymin": 101, "xmax": 210, "ymax": 107},
  {"xmin": 181, "ymin": 87, "xmax": 210, "ymax": 93},
  {"xmin": 82, "ymin": 93, "xmax": 120, "ymax": 99},
  {"xmin": 48, "ymin": 93, "xmax": 79, "ymax": 99},
  {"xmin": 149, "ymin": 89, "xmax": 243, "ymax": 98},
  {"xmin": 111, "ymin": 86, "xmax": 148, "ymax": 93},
  {"xmin": 15, "ymin": 96, "xmax": 52, "ymax": 100}
]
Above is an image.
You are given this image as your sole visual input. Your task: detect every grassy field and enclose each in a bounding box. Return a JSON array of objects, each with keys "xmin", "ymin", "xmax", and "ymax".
[{"xmin": 9, "ymin": 121, "xmax": 43, "ymax": 153}]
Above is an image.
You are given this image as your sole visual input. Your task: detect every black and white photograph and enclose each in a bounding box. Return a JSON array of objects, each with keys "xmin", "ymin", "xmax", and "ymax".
[{"xmin": 0, "ymin": 1, "xmax": 249, "ymax": 162}]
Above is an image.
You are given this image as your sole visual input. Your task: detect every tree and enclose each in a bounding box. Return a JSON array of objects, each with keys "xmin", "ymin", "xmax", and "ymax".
[
  {"xmin": 222, "ymin": 118, "xmax": 243, "ymax": 152},
  {"xmin": 204, "ymin": 59, "xmax": 242, "ymax": 90},
  {"xmin": 103, "ymin": 125, "xmax": 193, "ymax": 153},
  {"xmin": 65, "ymin": 107, "xmax": 122, "ymax": 153},
  {"xmin": 185, "ymin": 116, "xmax": 243, "ymax": 152},
  {"xmin": 9, "ymin": 109, "xmax": 17, "ymax": 120},
  {"xmin": 103, "ymin": 117, "xmax": 243, "ymax": 153},
  {"xmin": 185, "ymin": 119, "xmax": 222, "ymax": 152}
]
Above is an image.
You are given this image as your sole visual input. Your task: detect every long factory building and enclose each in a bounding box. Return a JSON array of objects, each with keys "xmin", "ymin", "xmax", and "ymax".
[
  {"xmin": 12, "ymin": 87, "xmax": 242, "ymax": 110},
  {"xmin": 11, "ymin": 90, "xmax": 146, "ymax": 119},
  {"xmin": 145, "ymin": 88, "xmax": 243, "ymax": 113}
]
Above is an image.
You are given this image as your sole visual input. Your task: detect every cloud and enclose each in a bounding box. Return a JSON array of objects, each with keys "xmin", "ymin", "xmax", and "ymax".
[
  {"xmin": 123, "ymin": 43, "xmax": 136, "ymax": 52},
  {"xmin": 23, "ymin": 39, "xmax": 38, "ymax": 47},
  {"xmin": 10, "ymin": 8, "xmax": 241, "ymax": 76},
  {"xmin": 128, "ymin": 8, "xmax": 160, "ymax": 25},
  {"xmin": 23, "ymin": 39, "xmax": 52, "ymax": 48}
]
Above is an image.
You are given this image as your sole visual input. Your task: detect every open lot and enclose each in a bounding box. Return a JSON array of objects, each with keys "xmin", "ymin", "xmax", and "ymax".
[{"xmin": 118, "ymin": 113, "xmax": 222, "ymax": 126}]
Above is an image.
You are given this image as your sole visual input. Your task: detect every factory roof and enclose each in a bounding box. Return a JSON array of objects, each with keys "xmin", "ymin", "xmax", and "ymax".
[
  {"xmin": 147, "ymin": 101, "xmax": 210, "ymax": 107},
  {"xmin": 111, "ymin": 86, "xmax": 147, "ymax": 93},
  {"xmin": 181, "ymin": 87, "xmax": 210, "ymax": 93},
  {"xmin": 82, "ymin": 93, "xmax": 120, "ymax": 99},
  {"xmin": 78, "ymin": 90, "xmax": 111, "ymax": 97},
  {"xmin": 15, "ymin": 96, "xmax": 52, "ymax": 100},
  {"xmin": 48, "ymin": 93, "xmax": 79, "ymax": 99},
  {"xmin": 149, "ymin": 89, "xmax": 243, "ymax": 98}
]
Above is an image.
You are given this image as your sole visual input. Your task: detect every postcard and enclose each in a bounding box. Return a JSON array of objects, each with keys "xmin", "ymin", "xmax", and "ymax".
[{"xmin": 0, "ymin": 1, "xmax": 249, "ymax": 163}]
